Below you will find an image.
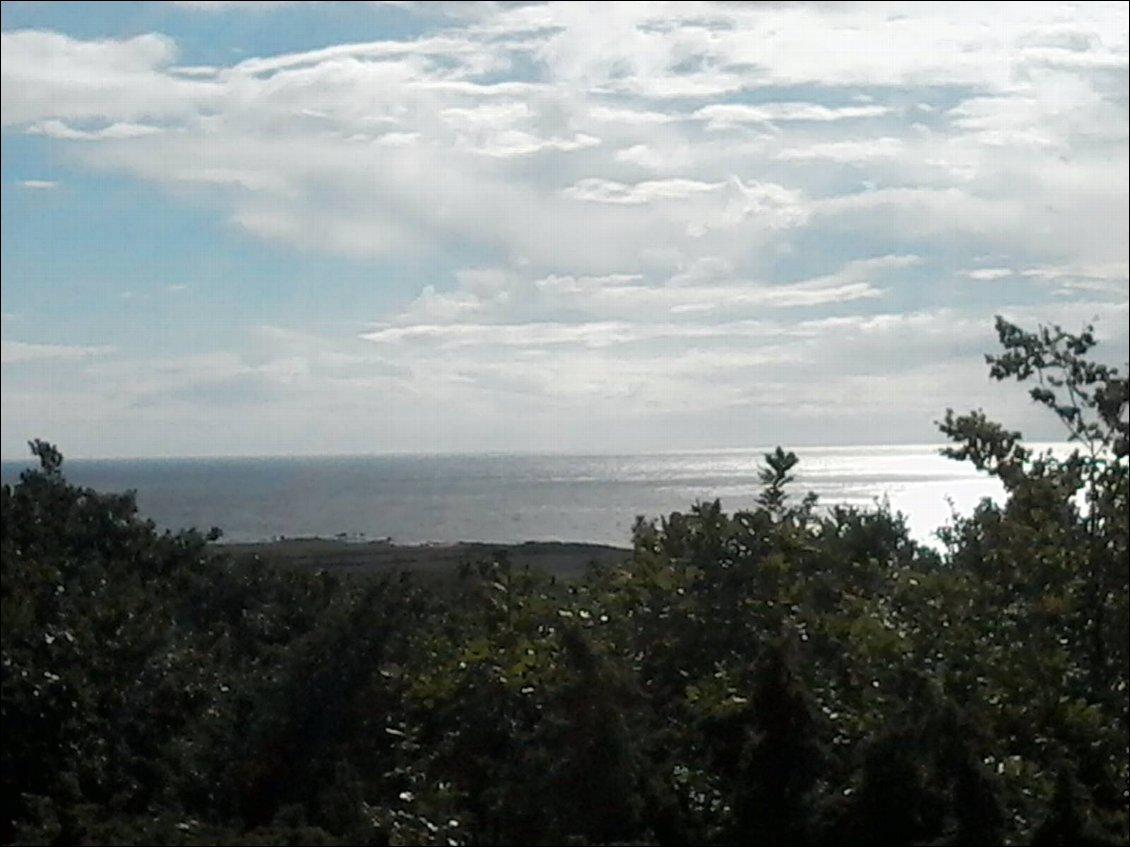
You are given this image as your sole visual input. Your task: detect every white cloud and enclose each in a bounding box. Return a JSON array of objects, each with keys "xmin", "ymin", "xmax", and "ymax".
[
  {"xmin": 0, "ymin": 30, "xmax": 212, "ymax": 126},
  {"xmin": 230, "ymin": 34, "xmax": 487, "ymax": 77},
  {"xmin": 372, "ymin": 131, "xmax": 420, "ymax": 146},
  {"xmin": 696, "ymin": 102, "xmax": 891, "ymax": 129},
  {"xmin": 18, "ymin": 179, "xmax": 58, "ymax": 190},
  {"xmin": 1018, "ymin": 262, "xmax": 1130, "ymax": 296},
  {"xmin": 374, "ymin": 254, "xmax": 916, "ymax": 338},
  {"xmin": 472, "ymin": 130, "xmax": 601, "ymax": 158},
  {"xmin": 776, "ymin": 137, "xmax": 904, "ymax": 162},
  {"xmin": 964, "ymin": 268, "xmax": 1013, "ymax": 281},
  {"xmin": 1022, "ymin": 45, "xmax": 1130, "ymax": 71},
  {"xmin": 688, "ymin": 177, "xmax": 809, "ymax": 236},
  {"xmin": 3, "ymin": 4, "xmax": 1123, "ymax": 278},
  {"xmin": 597, "ymin": 71, "xmax": 747, "ymax": 99},
  {"xmin": 614, "ymin": 143, "xmax": 695, "ymax": 170},
  {"xmin": 588, "ymin": 105, "xmax": 678, "ymax": 125},
  {"xmin": 1, "ymin": 2, "xmax": 1127, "ymax": 456},
  {"xmin": 1, "ymin": 341, "xmax": 115, "ymax": 365},
  {"xmin": 27, "ymin": 119, "xmax": 163, "ymax": 140},
  {"xmin": 563, "ymin": 177, "xmax": 723, "ymax": 204},
  {"xmin": 364, "ymin": 320, "xmax": 639, "ymax": 348}
]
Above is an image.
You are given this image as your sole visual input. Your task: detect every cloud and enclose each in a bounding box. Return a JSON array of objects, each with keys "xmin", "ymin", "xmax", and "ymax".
[
  {"xmin": 230, "ymin": 34, "xmax": 491, "ymax": 77},
  {"xmin": 27, "ymin": 119, "xmax": 163, "ymax": 140},
  {"xmin": 588, "ymin": 105, "xmax": 679, "ymax": 125},
  {"xmin": 3, "ymin": 4, "xmax": 1123, "ymax": 280},
  {"xmin": 472, "ymin": 130, "xmax": 601, "ymax": 158},
  {"xmin": 696, "ymin": 102, "xmax": 891, "ymax": 129},
  {"xmin": 1, "ymin": 341, "xmax": 115, "ymax": 365},
  {"xmin": 776, "ymin": 137, "xmax": 905, "ymax": 162},
  {"xmin": 0, "ymin": 30, "xmax": 212, "ymax": 126},
  {"xmin": 1, "ymin": 3, "xmax": 1126, "ymax": 456},
  {"xmin": 1018, "ymin": 262, "xmax": 1130, "ymax": 296},
  {"xmin": 379, "ymin": 253, "xmax": 914, "ymax": 335},
  {"xmin": 596, "ymin": 71, "xmax": 748, "ymax": 99},
  {"xmin": 563, "ymin": 177, "xmax": 723, "ymax": 204},
  {"xmin": 964, "ymin": 268, "xmax": 1013, "ymax": 281},
  {"xmin": 18, "ymin": 179, "xmax": 58, "ymax": 190}
]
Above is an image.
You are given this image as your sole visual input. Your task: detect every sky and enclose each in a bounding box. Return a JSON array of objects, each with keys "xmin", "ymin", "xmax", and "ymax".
[{"xmin": 1, "ymin": 1, "xmax": 1127, "ymax": 459}]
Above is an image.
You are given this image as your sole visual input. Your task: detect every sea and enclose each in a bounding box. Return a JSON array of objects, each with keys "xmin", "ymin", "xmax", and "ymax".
[{"xmin": 0, "ymin": 444, "xmax": 1071, "ymax": 549}]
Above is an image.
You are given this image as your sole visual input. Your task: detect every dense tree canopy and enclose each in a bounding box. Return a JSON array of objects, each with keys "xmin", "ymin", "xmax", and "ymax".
[{"xmin": 2, "ymin": 317, "xmax": 1127, "ymax": 845}]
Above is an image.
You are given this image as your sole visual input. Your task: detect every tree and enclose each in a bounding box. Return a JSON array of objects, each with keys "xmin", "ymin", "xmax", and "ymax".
[
  {"xmin": 732, "ymin": 634, "xmax": 828, "ymax": 845},
  {"xmin": 757, "ymin": 447, "xmax": 800, "ymax": 515},
  {"xmin": 939, "ymin": 317, "xmax": 1128, "ymax": 844},
  {"xmin": 940, "ymin": 316, "xmax": 1128, "ymax": 684}
]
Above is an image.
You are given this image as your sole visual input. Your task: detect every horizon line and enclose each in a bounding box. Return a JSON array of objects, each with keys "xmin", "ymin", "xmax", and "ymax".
[{"xmin": 0, "ymin": 439, "xmax": 1078, "ymax": 465}]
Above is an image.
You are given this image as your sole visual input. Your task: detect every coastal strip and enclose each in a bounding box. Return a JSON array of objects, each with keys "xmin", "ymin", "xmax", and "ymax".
[{"xmin": 219, "ymin": 537, "xmax": 631, "ymax": 580}]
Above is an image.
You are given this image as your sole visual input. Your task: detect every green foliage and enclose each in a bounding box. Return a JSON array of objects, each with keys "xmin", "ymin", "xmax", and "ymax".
[
  {"xmin": 732, "ymin": 635, "xmax": 828, "ymax": 845},
  {"xmin": 937, "ymin": 317, "xmax": 1128, "ymax": 841},
  {"xmin": 2, "ymin": 315, "xmax": 1127, "ymax": 845},
  {"xmin": 757, "ymin": 446, "xmax": 800, "ymax": 514},
  {"xmin": 2, "ymin": 442, "xmax": 428, "ymax": 845}
]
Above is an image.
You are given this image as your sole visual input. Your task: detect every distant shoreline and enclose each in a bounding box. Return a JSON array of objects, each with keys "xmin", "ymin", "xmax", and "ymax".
[{"xmin": 218, "ymin": 536, "xmax": 631, "ymax": 579}]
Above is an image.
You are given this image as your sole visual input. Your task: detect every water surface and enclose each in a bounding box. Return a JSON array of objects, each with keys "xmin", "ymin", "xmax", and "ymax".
[{"xmin": 2, "ymin": 444, "xmax": 1068, "ymax": 547}]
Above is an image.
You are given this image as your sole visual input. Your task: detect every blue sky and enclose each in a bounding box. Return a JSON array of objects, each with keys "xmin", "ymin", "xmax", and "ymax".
[{"xmin": 2, "ymin": 1, "xmax": 1127, "ymax": 459}]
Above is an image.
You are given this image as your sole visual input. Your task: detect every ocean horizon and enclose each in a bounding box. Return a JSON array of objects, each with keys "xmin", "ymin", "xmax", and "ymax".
[{"xmin": 0, "ymin": 443, "xmax": 1073, "ymax": 549}]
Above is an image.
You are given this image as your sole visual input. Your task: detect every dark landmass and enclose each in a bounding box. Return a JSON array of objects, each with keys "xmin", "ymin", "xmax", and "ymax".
[{"xmin": 220, "ymin": 537, "xmax": 631, "ymax": 579}]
